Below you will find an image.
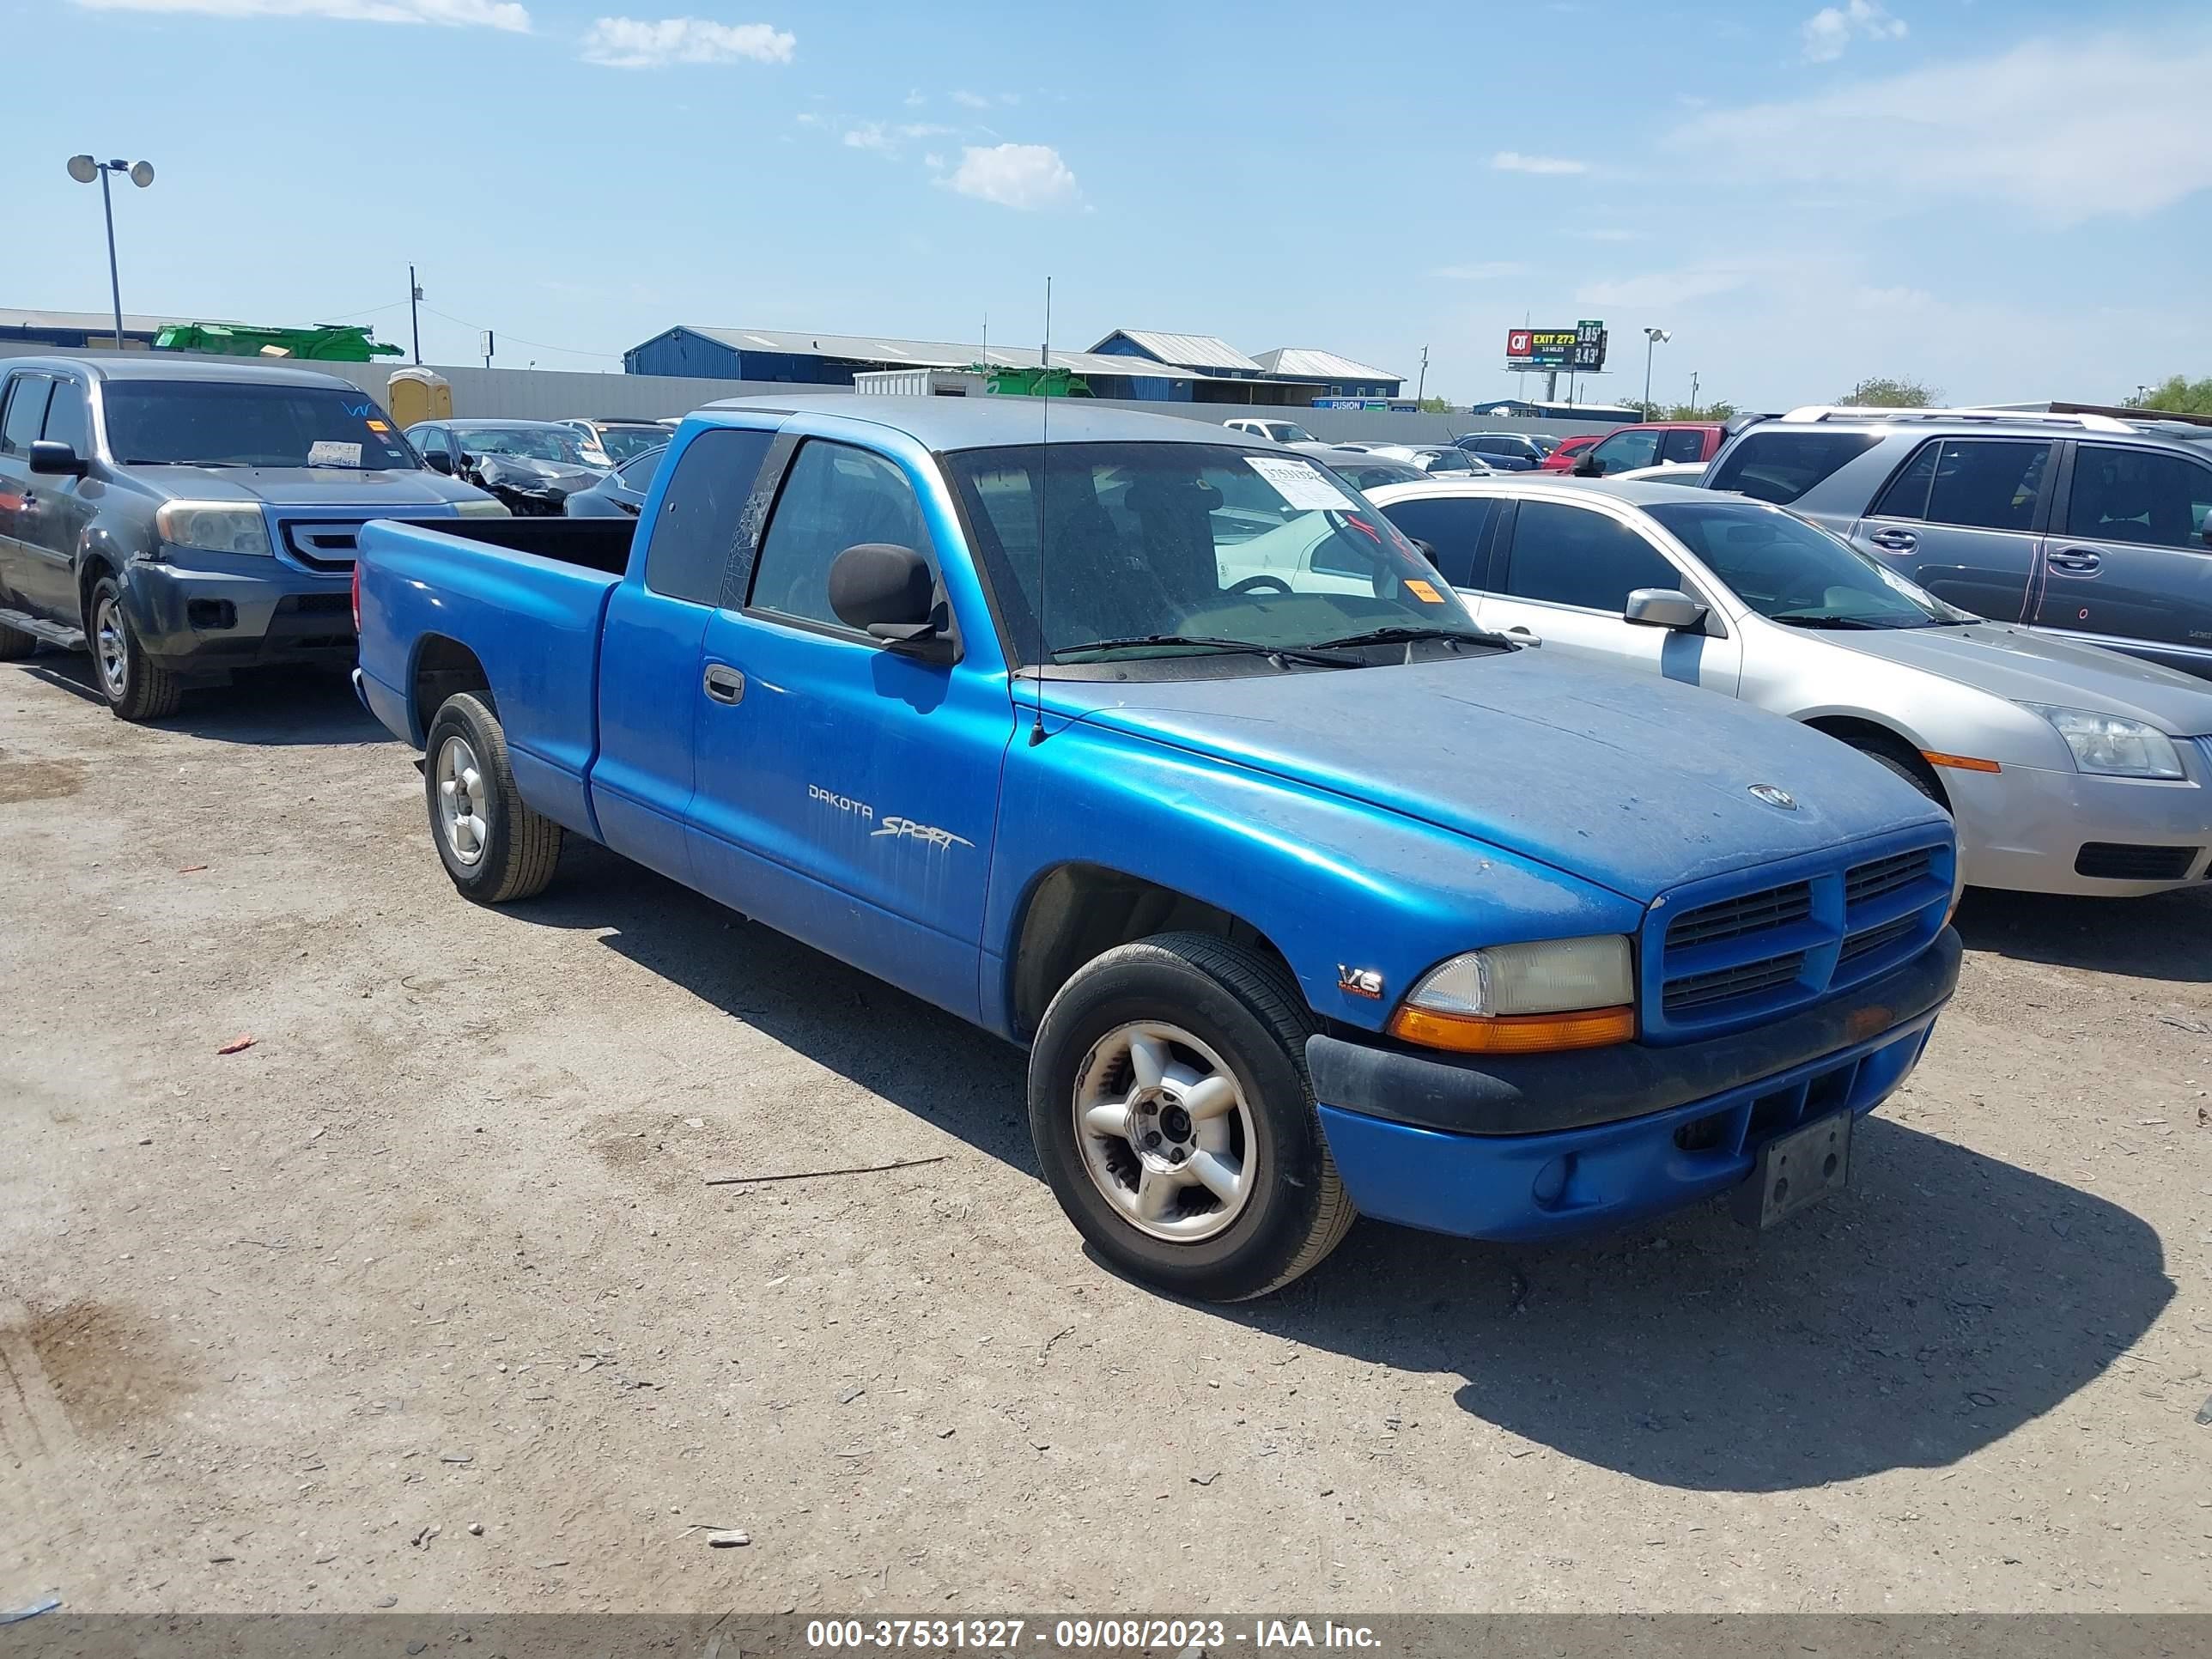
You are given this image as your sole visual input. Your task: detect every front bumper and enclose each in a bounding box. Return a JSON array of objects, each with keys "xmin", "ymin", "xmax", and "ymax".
[
  {"xmin": 124, "ymin": 555, "xmax": 354, "ymax": 677},
  {"xmin": 1945, "ymin": 759, "xmax": 2212, "ymax": 896},
  {"xmin": 1306, "ymin": 929, "xmax": 1960, "ymax": 1242}
]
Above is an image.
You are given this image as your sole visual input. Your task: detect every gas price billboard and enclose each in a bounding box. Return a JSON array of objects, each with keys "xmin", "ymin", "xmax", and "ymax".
[{"xmin": 1505, "ymin": 321, "xmax": 1607, "ymax": 372}]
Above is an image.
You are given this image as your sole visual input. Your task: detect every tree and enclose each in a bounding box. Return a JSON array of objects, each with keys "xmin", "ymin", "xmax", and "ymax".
[
  {"xmin": 2125, "ymin": 374, "xmax": 2212, "ymax": 416},
  {"xmin": 1838, "ymin": 377, "xmax": 1941, "ymax": 409},
  {"xmin": 1416, "ymin": 396, "xmax": 1450, "ymax": 414},
  {"xmin": 1621, "ymin": 398, "xmax": 1737, "ymax": 421}
]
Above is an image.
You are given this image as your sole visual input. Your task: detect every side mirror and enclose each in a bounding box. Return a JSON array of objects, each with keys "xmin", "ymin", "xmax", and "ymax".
[
  {"xmin": 1574, "ymin": 457, "xmax": 1605, "ymax": 477},
  {"xmin": 1625, "ymin": 587, "xmax": 1709, "ymax": 631},
  {"xmin": 422, "ymin": 451, "xmax": 453, "ymax": 474},
  {"xmin": 1409, "ymin": 539, "xmax": 1437, "ymax": 561},
  {"xmin": 28, "ymin": 440, "xmax": 88, "ymax": 478},
  {"xmin": 829, "ymin": 542, "xmax": 948, "ymax": 653}
]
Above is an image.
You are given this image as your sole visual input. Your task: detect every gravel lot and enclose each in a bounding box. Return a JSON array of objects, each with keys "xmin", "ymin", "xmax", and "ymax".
[{"xmin": 2, "ymin": 658, "xmax": 2208, "ymax": 1617}]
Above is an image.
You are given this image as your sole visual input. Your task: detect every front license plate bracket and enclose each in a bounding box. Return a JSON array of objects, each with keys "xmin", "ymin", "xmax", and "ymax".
[{"xmin": 1732, "ymin": 1108, "xmax": 1852, "ymax": 1230}]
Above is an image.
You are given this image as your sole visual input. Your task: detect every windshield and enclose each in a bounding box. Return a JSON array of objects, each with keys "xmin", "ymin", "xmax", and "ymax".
[
  {"xmin": 597, "ymin": 425, "xmax": 666, "ymax": 465},
  {"xmin": 1269, "ymin": 422, "xmax": 1315, "ymax": 443},
  {"xmin": 945, "ymin": 441, "xmax": 1494, "ymax": 668},
  {"xmin": 457, "ymin": 426, "xmax": 591, "ymax": 465},
  {"xmin": 103, "ymin": 381, "xmax": 418, "ymax": 470},
  {"xmin": 1644, "ymin": 500, "xmax": 1965, "ymax": 629}
]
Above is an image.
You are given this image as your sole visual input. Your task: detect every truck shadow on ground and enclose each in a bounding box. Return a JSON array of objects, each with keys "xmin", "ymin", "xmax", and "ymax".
[
  {"xmin": 519, "ymin": 840, "xmax": 2173, "ymax": 1496},
  {"xmin": 9, "ymin": 653, "xmax": 392, "ymax": 748},
  {"xmin": 1952, "ymin": 884, "xmax": 2212, "ymax": 982}
]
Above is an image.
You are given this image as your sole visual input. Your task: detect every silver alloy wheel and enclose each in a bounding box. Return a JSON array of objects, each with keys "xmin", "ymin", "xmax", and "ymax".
[
  {"xmin": 94, "ymin": 594, "xmax": 127, "ymax": 699},
  {"xmin": 435, "ymin": 735, "xmax": 488, "ymax": 867},
  {"xmin": 1073, "ymin": 1020, "xmax": 1258, "ymax": 1243}
]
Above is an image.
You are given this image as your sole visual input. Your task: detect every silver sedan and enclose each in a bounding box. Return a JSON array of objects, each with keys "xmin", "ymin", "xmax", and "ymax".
[{"xmin": 1366, "ymin": 476, "xmax": 2212, "ymax": 896}]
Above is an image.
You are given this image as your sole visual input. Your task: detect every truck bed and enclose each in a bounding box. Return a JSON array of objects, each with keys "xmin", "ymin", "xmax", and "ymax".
[
  {"xmin": 356, "ymin": 516, "xmax": 635, "ymax": 837},
  {"xmin": 391, "ymin": 516, "xmax": 635, "ymax": 574}
]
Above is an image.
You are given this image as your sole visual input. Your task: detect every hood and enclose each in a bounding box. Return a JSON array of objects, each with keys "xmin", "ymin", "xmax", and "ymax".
[
  {"xmin": 473, "ymin": 453, "xmax": 602, "ymax": 493},
  {"xmin": 136, "ymin": 465, "xmax": 480, "ymax": 509},
  {"xmin": 1046, "ymin": 650, "xmax": 1948, "ymax": 902},
  {"xmin": 1824, "ymin": 622, "xmax": 2212, "ymax": 734}
]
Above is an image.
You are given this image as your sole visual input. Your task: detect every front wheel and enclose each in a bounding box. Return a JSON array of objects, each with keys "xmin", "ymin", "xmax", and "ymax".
[
  {"xmin": 1028, "ymin": 932, "xmax": 1354, "ymax": 1301},
  {"xmin": 422, "ymin": 692, "xmax": 562, "ymax": 903},
  {"xmin": 88, "ymin": 575, "xmax": 182, "ymax": 721}
]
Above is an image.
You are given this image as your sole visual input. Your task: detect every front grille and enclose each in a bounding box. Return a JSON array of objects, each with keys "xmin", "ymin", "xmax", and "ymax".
[
  {"xmin": 1663, "ymin": 951, "xmax": 1806, "ymax": 1015},
  {"xmin": 2074, "ymin": 842, "xmax": 2201, "ymax": 882},
  {"xmin": 1644, "ymin": 833, "xmax": 1954, "ymax": 1040},
  {"xmin": 1840, "ymin": 915, "xmax": 1917, "ymax": 966},
  {"xmin": 1668, "ymin": 881, "xmax": 1812, "ymax": 949},
  {"xmin": 1845, "ymin": 848, "xmax": 1933, "ymax": 909},
  {"xmin": 280, "ymin": 521, "xmax": 363, "ymax": 572}
]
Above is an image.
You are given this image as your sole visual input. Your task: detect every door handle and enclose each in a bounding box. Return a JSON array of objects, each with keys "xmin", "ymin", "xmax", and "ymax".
[
  {"xmin": 2046, "ymin": 549, "xmax": 2102, "ymax": 574},
  {"xmin": 1504, "ymin": 625, "xmax": 1542, "ymax": 647},
  {"xmin": 702, "ymin": 664, "xmax": 745, "ymax": 704},
  {"xmin": 1869, "ymin": 528, "xmax": 1918, "ymax": 552}
]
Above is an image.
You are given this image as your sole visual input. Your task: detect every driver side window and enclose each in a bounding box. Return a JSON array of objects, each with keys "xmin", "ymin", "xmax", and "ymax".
[
  {"xmin": 1502, "ymin": 501, "xmax": 1681, "ymax": 611},
  {"xmin": 1593, "ymin": 428, "xmax": 1662, "ymax": 474},
  {"xmin": 750, "ymin": 440, "xmax": 931, "ymax": 631}
]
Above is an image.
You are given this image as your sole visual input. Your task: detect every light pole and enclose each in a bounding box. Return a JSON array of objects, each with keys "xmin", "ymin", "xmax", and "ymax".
[
  {"xmin": 67, "ymin": 155, "xmax": 155, "ymax": 349},
  {"xmin": 1642, "ymin": 326, "xmax": 1671, "ymax": 416}
]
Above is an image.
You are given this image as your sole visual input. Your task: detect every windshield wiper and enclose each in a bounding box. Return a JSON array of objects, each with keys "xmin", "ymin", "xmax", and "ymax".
[
  {"xmin": 1310, "ymin": 623, "xmax": 1511, "ymax": 652},
  {"xmin": 1053, "ymin": 633, "xmax": 1362, "ymax": 669},
  {"xmin": 1769, "ymin": 612, "xmax": 1887, "ymax": 630},
  {"xmin": 126, "ymin": 458, "xmax": 250, "ymax": 467}
]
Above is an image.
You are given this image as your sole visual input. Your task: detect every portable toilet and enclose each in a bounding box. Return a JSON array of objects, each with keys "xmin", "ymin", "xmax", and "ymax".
[{"xmin": 386, "ymin": 366, "xmax": 452, "ymax": 426}]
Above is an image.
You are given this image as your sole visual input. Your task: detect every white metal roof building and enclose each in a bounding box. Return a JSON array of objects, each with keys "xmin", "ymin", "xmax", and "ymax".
[{"xmin": 625, "ymin": 324, "xmax": 1405, "ymax": 404}]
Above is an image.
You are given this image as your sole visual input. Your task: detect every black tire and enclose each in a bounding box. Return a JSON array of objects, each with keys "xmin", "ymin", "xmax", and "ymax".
[
  {"xmin": 0, "ymin": 619, "xmax": 35, "ymax": 660},
  {"xmin": 87, "ymin": 575, "xmax": 182, "ymax": 721},
  {"xmin": 1850, "ymin": 737, "xmax": 1947, "ymax": 809},
  {"xmin": 1028, "ymin": 931, "xmax": 1355, "ymax": 1302},
  {"xmin": 422, "ymin": 692, "xmax": 562, "ymax": 903}
]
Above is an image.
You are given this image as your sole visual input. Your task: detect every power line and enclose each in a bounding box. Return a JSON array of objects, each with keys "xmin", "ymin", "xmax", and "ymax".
[{"xmin": 420, "ymin": 305, "xmax": 622, "ymax": 362}]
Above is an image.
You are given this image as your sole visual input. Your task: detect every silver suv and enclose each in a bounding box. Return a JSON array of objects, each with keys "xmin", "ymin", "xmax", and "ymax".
[{"xmin": 1704, "ymin": 406, "xmax": 2212, "ymax": 680}]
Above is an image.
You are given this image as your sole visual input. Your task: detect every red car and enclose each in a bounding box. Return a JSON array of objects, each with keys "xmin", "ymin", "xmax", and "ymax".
[
  {"xmin": 1571, "ymin": 422, "xmax": 1729, "ymax": 477},
  {"xmin": 1536, "ymin": 434, "xmax": 1601, "ymax": 471}
]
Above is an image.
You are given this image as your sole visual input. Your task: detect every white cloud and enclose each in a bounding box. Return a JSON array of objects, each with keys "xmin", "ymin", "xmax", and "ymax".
[
  {"xmin": 580, "ymin": 15, "xmax": 793, "ymax": 67},
  {"xmin": 841, "ymin": 120, "xmax": 952, "ymax": 158},
  {"xmin": 903, "ymin": 88, "xmax": 926, "ymax": 107},
  {"xmin": 73, "ymin": 0, "xmax": 528, "ymax": 26},
  {"xmin": 1435, "ymin": 261, "xmax": 1530, "ymax": 281},
  {"xmin": 1674, "ymin": 33, "xmax": 2212, "ymax": 222},
  {"xmin": 921, "ymin": 152, "xmax": 944, "ymax": 172},
  {"xmin": 951, "ymin": 88, "xmax": 991, "ymax": 109},
  {"xmin": 1802, "ymin": 0, "xmax": 1906, "ymax": 64},
  {"xmin": 1492, "ymin": 150, "xmax": 1588, "ymax": 176},
  {"xmin": 842, "ymin": 122, "xmax": 891, "ymax": 152},
  {"xmin": 943, "ymin": 143, "xmax": 1077, "ymax": 210}
]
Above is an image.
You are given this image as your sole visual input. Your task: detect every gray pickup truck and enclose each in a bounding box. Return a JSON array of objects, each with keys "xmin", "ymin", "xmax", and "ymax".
[{"xmin": 0, "ymin": 356, "xmax": 504, "ymax": 719}]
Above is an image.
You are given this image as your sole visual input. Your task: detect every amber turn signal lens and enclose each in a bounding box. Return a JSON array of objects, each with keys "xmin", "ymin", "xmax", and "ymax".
[
  {"xmin": 1921, "ymin": 750, "xmax": 2001, "ymax": 774},
  {"xmin": 1388, "ymin": 1004, "xmax": 1636, "ymax": 1054}
]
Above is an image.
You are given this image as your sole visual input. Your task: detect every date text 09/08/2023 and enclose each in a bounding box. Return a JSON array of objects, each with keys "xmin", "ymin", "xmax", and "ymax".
[{"xmin": 803, "ymin": 1618, "xmax": 1382, "ymax": 1650}]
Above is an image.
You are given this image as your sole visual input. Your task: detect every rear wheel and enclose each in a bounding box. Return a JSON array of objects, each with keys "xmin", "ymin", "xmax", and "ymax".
[
  {"xmin": 88, "ymin": 576, "xmax": 182, "ymax": 721},
  {"xmin": 423, "ymin": 692, "xmax": 562, "ymax": 903},
  {"xmin": 1028, "ymin": 932, "xmax": 1354, "ymax": 1302}
]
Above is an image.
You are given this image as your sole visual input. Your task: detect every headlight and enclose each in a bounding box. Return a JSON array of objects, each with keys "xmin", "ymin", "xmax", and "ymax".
[
  {"xmin": 1388, "ymin": 935, "xmax": 1636, "ymax": 1054},
  {"xmin": 2019, "ymin": 703, "xmax": 2185, "ymax": 780},
  {"xmin": 155, "ymin": 501, "xmax": 271, "ymax": 556},
  {"xmin": 454, "ymin": 497, "xmax": 512, "ymax": 518}
]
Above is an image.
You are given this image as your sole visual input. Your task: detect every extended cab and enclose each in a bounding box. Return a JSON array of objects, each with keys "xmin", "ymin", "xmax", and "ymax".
[
  {"xmin": 0, "ymin": 356, "xmax": 504, "ymax": 720},
  {"xmin": 353, "ymin": 397, "xmax": 1962, "ymax": 1301}
]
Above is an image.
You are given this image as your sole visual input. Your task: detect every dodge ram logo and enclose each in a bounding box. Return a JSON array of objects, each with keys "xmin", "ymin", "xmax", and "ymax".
[{"xmin": 1747, "ymin": 783, "xmax": 1799, "ymax": 811}]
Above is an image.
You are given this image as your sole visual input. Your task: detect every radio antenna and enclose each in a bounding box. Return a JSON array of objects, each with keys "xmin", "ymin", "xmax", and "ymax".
[{"xmin": 1028, "ymin": 276, "xmax": 1052, "ymax": 746}]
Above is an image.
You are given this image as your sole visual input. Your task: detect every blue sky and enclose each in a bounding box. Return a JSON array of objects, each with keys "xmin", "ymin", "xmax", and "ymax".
[{"xmin": 10, "ymin": 0, "xmax": 2210, "ymax": 409}]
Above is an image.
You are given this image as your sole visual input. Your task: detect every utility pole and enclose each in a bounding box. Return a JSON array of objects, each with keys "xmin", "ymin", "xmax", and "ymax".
[
  {"xmin": 1416, "ymin": 344, "xmax": 1429, "ymax": 403},
  {"xmin": 67, "ymin": 155, "xmax": 154, "ymax": 349},
  {"xmin": 1689, "ymin": 372, "xmax": 1700, "ymax": 419},
  {"xmin": 410, "ymin": 265, "xmax": 423, "ymax": 365},
  {"xmin": 1642, "ymin": 327, "xmax": 1672, "ymax": 416}
]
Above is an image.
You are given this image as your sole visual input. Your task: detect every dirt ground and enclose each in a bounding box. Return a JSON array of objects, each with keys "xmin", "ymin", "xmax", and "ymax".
[{"xmin": 2, "ymin": 657, "xmax": 2208, "ymax": 1619}]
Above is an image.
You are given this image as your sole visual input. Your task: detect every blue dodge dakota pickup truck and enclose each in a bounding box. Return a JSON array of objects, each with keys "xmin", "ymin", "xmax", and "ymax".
[{"xmin": 354, "ymin": 397, "xmax": 1962, "ymax": 1301}]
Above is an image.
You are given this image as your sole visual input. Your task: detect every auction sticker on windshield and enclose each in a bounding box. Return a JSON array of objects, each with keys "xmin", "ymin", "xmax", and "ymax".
[
  {"xmin": 307, "ymin": 440, "xmax": 363, "ymax": 467},
  {"xmin": 1245, "ymin": 455, "xmax": 1356, "ymax": 512}
]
